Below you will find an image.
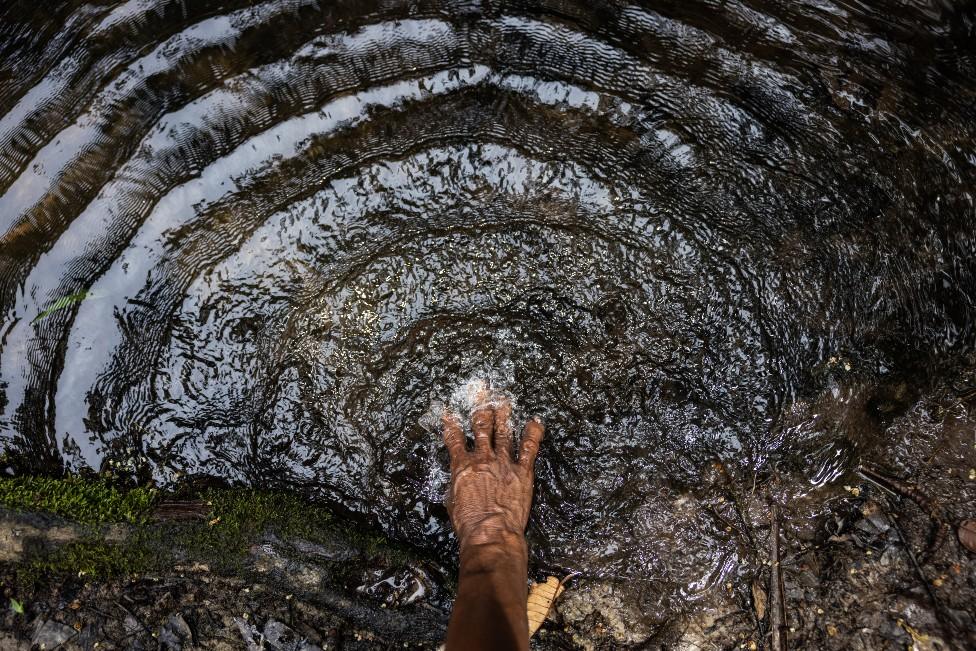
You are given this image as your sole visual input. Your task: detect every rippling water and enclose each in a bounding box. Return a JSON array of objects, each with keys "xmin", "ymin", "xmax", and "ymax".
[{"xmin": 1, "ymin": 0, "xmax": 974, "ymax": 622}]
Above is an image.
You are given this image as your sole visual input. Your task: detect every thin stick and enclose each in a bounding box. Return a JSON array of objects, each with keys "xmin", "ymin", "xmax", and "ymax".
[
  {"xmin": 875, "ymin": 495, "xmax": 956, "ymax": 643},
  {"xmin": 769, "ymin": 502, "xmax": 788, "ymax": 651},
  {"xmin": 857, "ymin": 465, "xmax": 948, "ymax": 561}
]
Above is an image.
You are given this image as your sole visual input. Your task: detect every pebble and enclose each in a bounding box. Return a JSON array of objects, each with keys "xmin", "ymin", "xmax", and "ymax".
[
  {"xmin": 959, "ymin": 520, "xmax": 976, "ymax": 553},
  {"xmin": 263, "ymin": 618, "xmax": 323, "ymax": 651},
  {"xmin": 31, "ymin": 620, "xmax": 77, "ymax": 649},
  {"xmin": 159, "ymin": 613, "xmax": 192, "ymax": 650}
]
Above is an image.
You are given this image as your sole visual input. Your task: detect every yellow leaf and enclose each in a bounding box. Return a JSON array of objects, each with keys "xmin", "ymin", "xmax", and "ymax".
[
  {"xmin": 527, "ymin": 574, "xmax": 575, "ymax": 637},
  {"xmin": 750, "ymin": 579, "xmax": 767, "ymax": 621}
]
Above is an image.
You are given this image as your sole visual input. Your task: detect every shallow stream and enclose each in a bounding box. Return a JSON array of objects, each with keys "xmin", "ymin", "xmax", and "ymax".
[{"xmin": 1, "ymin": 0, "xmax": 974, "ymax": 626}]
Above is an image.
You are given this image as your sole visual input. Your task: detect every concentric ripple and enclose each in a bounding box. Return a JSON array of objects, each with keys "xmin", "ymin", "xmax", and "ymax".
[{"xmin": 2, "ymin": 0, "xmax": 975, "ymax": 625}]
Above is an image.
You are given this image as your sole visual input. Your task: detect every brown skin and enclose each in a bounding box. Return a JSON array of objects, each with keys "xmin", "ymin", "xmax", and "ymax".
[{"xmin": 442, "ymin": 398, "xmax": 544, "ymax": 651}]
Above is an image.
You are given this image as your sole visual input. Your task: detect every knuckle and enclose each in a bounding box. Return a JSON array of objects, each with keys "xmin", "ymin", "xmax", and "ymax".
[{"xmin": 444, "ymin": 436, "xmax": 463, "ymax": 450}]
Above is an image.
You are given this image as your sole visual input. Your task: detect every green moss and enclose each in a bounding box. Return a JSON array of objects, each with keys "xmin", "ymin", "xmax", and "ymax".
[
  {"xmin": 0, "ymin": 477, "xmax": 156, "ymax": 525},
  {"xmin": 4, "ymin": 480, "xmax": 417, "ymax": 587},
  {"xmin": 171, "ymin": 489, "xmax": 332, "ymax": 573},
  {"xmin": 17, "ymin": 537, "xmax": 156, "ymax": 585},
  {"xmin": 207, "ymin": 489, "xmax": 333, "ymax": 545}
]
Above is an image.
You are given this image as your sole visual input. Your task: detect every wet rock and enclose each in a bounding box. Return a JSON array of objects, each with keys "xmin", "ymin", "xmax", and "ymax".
[
  {"xmin": 250, "ymin": 543, "xmax": 326, "ymax": 591},
  {"xmin": 879, "ymin": 546, "xmax": 899, "ymax": 566},
  {"xmin": 159, "ymin": 613, "xmax": 192, "ymax": 650},
  {"xmin": 31, "ymin": 619, "xmax": 76, "ymax": 649},
  {"xmin": 356, "ymin": 564, "xmax": 435, "ymax": 607},
  {"xmin": 854, "ymin": 518, "xmax": 882, "ymax": 537},
  {"xmin": 123, "ymin": 613, "xmax": 144, "ymax": 634},
  {"xmin": 264, "ymin": 618, "xmax": 323, "ymax": 651},
  {"xmin": 236, "ymin": 617, "xmax": 323, "ymax": 651},
  {"xmin": 558, "ymin": 582, "xmax": 652, "ymax": 649},
  {"xmin": 0, "ymin": 510, "xmax": 85, "ymax": 562},
  {"xmin": 860, "ymin": 500, "xmax": 890, "ymax": 533},
  {"xmin": 274, "ymin": 533, "xmax": 359, "ymax": 562},
  {"xmin": 959, "ymin": 519, "xmax": 976, "ymax": 553},
  {"xmin": 235, "ymin": 617, "xmax": 263, "ymax": 651},
  {"xmin": 76, "ymin": 624, "xmax": 99, "ymax": 650}
]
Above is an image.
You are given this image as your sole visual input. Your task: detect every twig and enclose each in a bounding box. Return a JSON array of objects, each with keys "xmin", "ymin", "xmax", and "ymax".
[
  {"xmin": 780, "ymin": 541, "xmax": 825, "ymax": 567},
  {"xmin": 151, "ymin": 499, "xmax": 210, "ymax": 522},
  {"xmin": 769, "ymin": 502, "xmax": 788, "ymax": 651},
  {"xmin": 875, "ymin": 495, "xmax": 957, "ymax": 643},
  {"xmin": 857, "ymin": 465, "xmax": 948, "ymax": 561}
]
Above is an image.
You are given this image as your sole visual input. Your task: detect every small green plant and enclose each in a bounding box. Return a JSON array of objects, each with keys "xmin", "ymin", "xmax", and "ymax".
[{"xmin": 31, "ymin": 290, "xmax": 92, "ymax": 324}]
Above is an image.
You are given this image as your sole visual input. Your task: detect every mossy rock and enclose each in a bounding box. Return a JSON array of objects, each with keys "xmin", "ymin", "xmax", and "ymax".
[{"xmin": 0, "ymin": 476, "xmax": 417, "ymax": 586}]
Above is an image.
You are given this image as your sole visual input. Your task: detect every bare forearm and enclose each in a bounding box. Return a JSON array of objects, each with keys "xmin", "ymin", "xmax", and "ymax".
[{"xmin": 446, "ymin": 536, "xmax": 529, "ymax": 651}]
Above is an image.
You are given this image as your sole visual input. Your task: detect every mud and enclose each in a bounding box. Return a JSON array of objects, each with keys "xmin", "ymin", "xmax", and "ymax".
[{"xmin": 1, "ymin": 356, "xmax": 974, "ymax": 649}]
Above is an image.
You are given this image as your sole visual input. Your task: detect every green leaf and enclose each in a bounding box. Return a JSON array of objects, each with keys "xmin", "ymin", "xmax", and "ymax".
[
  {"xmin": 10, "ymin": 598, "xmax": 24, "ymax": 614},
  {"xmin": 31, "ymin": 290, "xmax": 92, "ymax": 324}
]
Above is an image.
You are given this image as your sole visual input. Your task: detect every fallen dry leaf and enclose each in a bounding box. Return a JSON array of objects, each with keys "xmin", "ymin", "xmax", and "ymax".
[
  {"xmin": 751, "ymin": 579, "xmax": 767, "ymax": 621},
  {"xmin": 958, "ymin": 519, "xmax": 976, "ymax": 554},
  {"xmin": 897, "ymin": 618, "xmax": 931, "ymax": 647},
  {"xmin": 527, "ymin": 575, "xmax": 573, "ymax": 637}
]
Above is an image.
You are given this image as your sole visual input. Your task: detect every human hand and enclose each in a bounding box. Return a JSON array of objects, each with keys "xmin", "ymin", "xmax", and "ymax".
[{"xmin": 442, "ymin": 397, "xmax": 544, "ymax": 553}]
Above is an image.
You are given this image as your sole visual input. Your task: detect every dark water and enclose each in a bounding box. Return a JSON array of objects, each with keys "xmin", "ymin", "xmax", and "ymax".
[{"xmin": 1, "ymin": 0, "xmax": 975, "ymax": 619}]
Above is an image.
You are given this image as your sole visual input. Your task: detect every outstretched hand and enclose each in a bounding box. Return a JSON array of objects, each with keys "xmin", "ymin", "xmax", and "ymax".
[
  {"xmin": 442, "ymin": 395, "xmax": 544, "ymax": 651},
  {"xmin": 442, "ymin": 398, "xmax": 544, "ymax": 552}
]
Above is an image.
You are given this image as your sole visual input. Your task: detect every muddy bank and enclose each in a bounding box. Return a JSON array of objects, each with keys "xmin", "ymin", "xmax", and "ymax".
[
  {"xmin": 0, "ymin": 487, "xmax": 452, "ymax": 649},
  {"xmin": 2, "ymin": 362, "xmax": 975, "ymax": 650}
]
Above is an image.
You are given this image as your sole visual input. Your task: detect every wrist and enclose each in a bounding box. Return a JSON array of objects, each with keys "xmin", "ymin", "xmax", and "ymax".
[{"xmin": 459, "ymin": 531, "xmax": 527, "ymax": 572}]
